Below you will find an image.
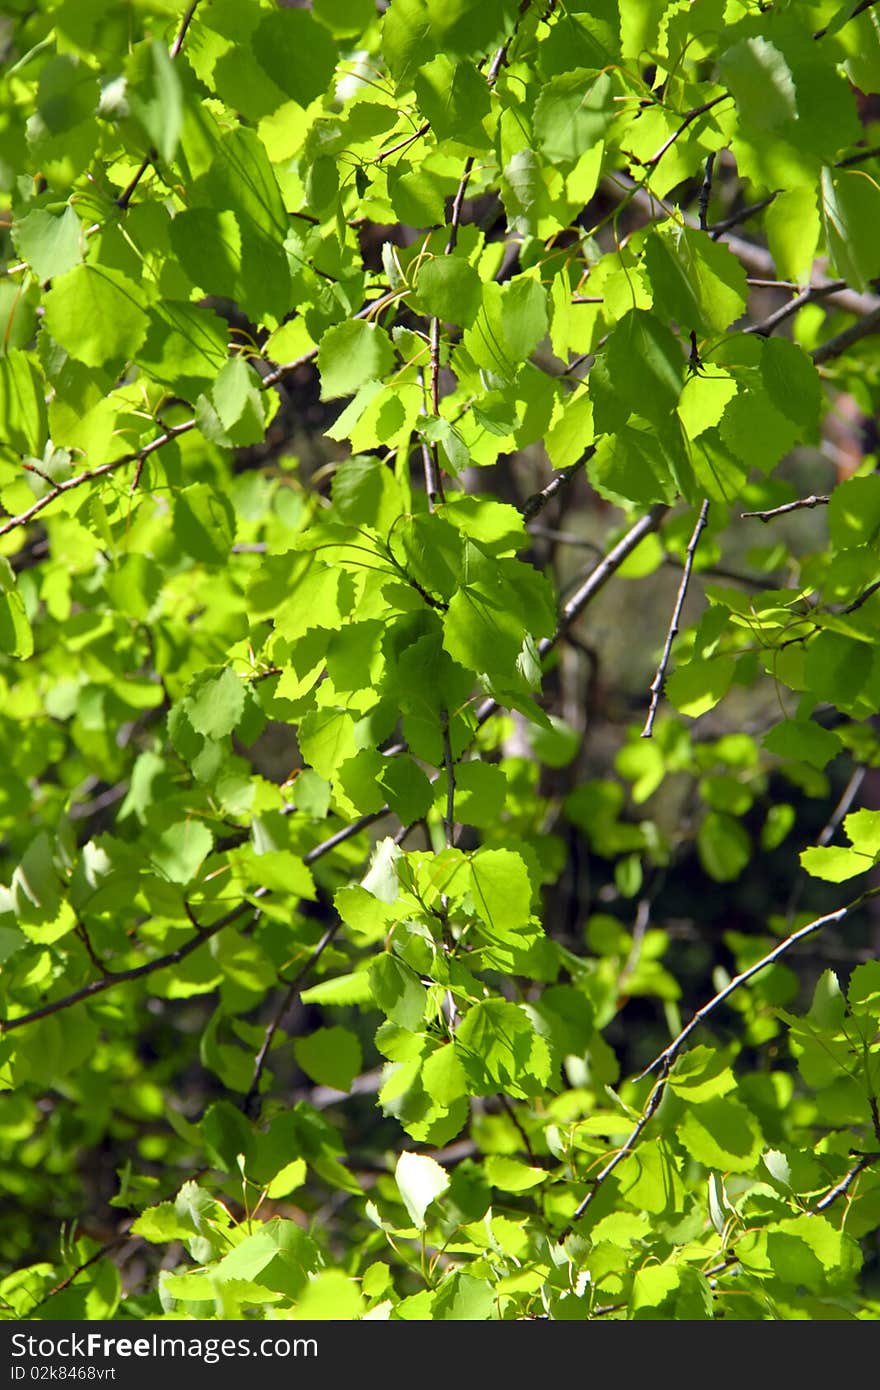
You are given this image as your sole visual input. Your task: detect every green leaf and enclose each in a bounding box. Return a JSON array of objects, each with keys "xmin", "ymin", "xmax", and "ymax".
[
  {"xmin": 697, "ymin": 810, "xmax": 750, "ymax": 882},
  {"xmin": 186, "ymin": 668, "xmax": 245, "ymax": 739},
  {"xmin": 821, "ymin": 169, "xmax": 880, "ymax": 291},
  {"xmin": 603, "ymin": 310, "xmax": 683, "ymax": 427},
  {"xmin": 719, "ymin": 37, "xmax": 798, "ymax": 130},
  {"xmin": 299, "ymin": 972, "xmax": 373, "ymax": 1008},
  {"xmin": 370, "ymin": 953, "xmax": 427, "ymax": 1029},
  {"xmin": 0, "ymin": 564, "xmax": 36, "ymax": 659},
  {"xmin": 415, "ymin": 257, "xmax": 482, "ymax": 327},
  {"xmin": 828, "ymin": 475, "xmax": 880, "ymax": 549},
  {"xmin": 318, "ymin": 320, "xmax": 395, "ymax": 400},
  {"xmin": 173, "ymin": 483, "xmax": 237, "ymax": 565},
  {"xmin": 761, "ymin": 338, "xmax": 821, "ymax": 431},
  {"xmin": 0, "ymin": 350, "xmax": 48, "ymax": 457},
  {"xmin": 533, "ymin": 69, "xmax": 614, "ymax": 166},
  {"xmin": 294, "ymin": 1026, "xmax": 362, "ymax": 1092},
  {"xmin": 43, "ymin": 265, "xmax": 150, "ymax": 367},
  {"xmin": 151, "ymin": 821, "xmax": 213, "ymax": 885},
  {"xmin": 455, "ymin": 1000, "xmax": 552, "ymax": 1098},
  {"xmin": 644, "ymin": 226, "xmax": 749, "ymax": 337},
  {"xmin": 12, "ymin": 204, "xmax": 82, "ymax": 282},
  {"xmin": 395, "ymin": 1151, "xmax": 449, "ymax": 1228},
  {"xmin": 197, "ymin": 357, "xmax": 270, "ymax": 447},
  {"xmin": 799, "ymin": 845, "xmax": 872, "ymax": 883},
  {"xmin": 843, "ymin": 809, "xmax": 880, "ymax": 857},
  {"xmin": 414, "ymin": 55, "xmax": 490, "ymax": 138},
  {"xmin": 251, "ymin": 8, "xmax": 339, "ymax": 108},
  {"xmin": 763, "ymin": 719, "xmax": 841, "ymax": 770},
  {"xmin": 128, "ymin": 40, "xmax": 182, "ymax": 164},
  {"xmin": 665, "ymin": 657, "xmax": 735, "ymax": 719},
  {"xmin": 468, "ymin": 848, "xmax": 533, "ymax": 941},
  {"xmin": 677, "ymin": 1096, "xmax": 763, "ymax": 1172}
]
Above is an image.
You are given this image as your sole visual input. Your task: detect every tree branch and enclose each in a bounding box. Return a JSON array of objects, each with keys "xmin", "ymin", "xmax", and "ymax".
[
  {"xmin": 813, "ymin": 1153, "xmax": 880, "ymax": 1211},
  {"xmin": 560, "ymin": 885, "xmax": 880, "ymax": 1234},
  {"xmin": 812, "ymin": 305, "xmax": 880, "ymax": 364},
  {"xmin": 741, "ymin": 494, "xmax": 829, "ymax": 522},
  {"xmin": 0, "ymin": 897, "xmax": 259, "ymax": 1034},
  {"xmin": 243, "ymin": 918, "xmax": 344, "ymax": 1116},
  {"xmin": 638, "ymin": 887, "xmax": 880, "ymax": 1080},
  {"xmin": 641, "ymin": 499, "xmax": 710, "ymax": 738},
  {"xmin": 0, "ymin": 420, "xmax": 195, "ymax": 539},
  {"xmin": 640, "ymin": 95, "xmax": 728, "ymax": 170},
  {"xmin": 116, "ymin": 0, "xmax": 203, "ymax": 210},
  {"xmin": 814, "ymin": 0, "xmax": 879, "ymax": 40}
]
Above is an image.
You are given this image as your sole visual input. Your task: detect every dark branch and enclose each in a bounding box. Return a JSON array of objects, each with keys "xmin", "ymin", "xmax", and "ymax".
[{"xmin": 642, "ymin": 499, "xmax": 710, "ymax": 738}]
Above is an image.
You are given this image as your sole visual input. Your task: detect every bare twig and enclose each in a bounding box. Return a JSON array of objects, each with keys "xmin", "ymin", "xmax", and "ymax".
[
  {"xmin": 612, "ymin": 175, "xmax": 880, "ymax": 320},
  {"xmin": 745, "ymin": 280, "xmax": 850, "ymax": 337},
  {"xmin": 487, "ymin": 0, "xmax": 534, "ymax": 85},
  {"xmin": 741, "ymin": 494, "xmax": 829, "ymax": 522},
  {"xmin": 116, "ymin": 0, "xmax": 203, "ymax": 209},
  {"xmin": 243, "ymin": 919, "xmax": 344, "ymax": 1116},
  {"xmin": 425, "ymin": 155, "xmax": 474, "ymax": 506},
  {"xmin": 709, "ymin": 192, "xmax": 778, "ymax": 237},
  {"xmin": 521, "ymin": 451, "xmax": 595, "ymax": 521},
  {"xmin": 642, "ymin": 499, "xmax": 710, "ymax": 738},
  {"xmin": 0, "ymin": 898, "xmax": 259, "ymax": 1035},
  {"xmin": 698, "ymin": 153, "xmax": 716, "ymax": 231},
  {"xmin": 642, "ymin": 95, "xmax": 728, "ymax": 170},
  {"xmin": 836, "ymin": 144, "xmax": 880, "ymax": 169},
  {"xmin": 441, "ymin": 709, "xmax": 455, "ymax": 850},
  {"xmin": 375, "ymin": 122, "xmax": 430, "ymax": 164},
  {"xmin": 813, "ymin": 1153, "xmax": 880, "ymax": 1211},
  {"xmin": 812, "ymin": 305, "xmax": 880, "ymax": 364},
  {"xmin": 561, "ymin": 885, "xmax": 880, "ymax": 1234},
  {"xmin": 837, "ymin": 577, "xmax": 880, "ymax": 616},
  {"xmin": 499, "ymin": 1095, "xmax": 535, "ymax": 1160},
  {"xmin": 814, "ymin": 0, "xmax": 879, "ymax": 40},
  {"xmin": 0, "ymin": 420, "xmax": 195, "ymax": 539},
  {"xmin": 639, "ymin": 887, "xmax": 880, "ymax": 1081},
  {"xmin": 561, "ymin": 1067, "xmax": 670, "ymax": 1233}
]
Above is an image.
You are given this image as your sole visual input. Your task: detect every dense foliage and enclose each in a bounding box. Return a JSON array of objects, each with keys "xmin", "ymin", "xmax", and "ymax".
[{"xmin": 2, "ymin": 0, "xmax": 880, "ymax": 1321}]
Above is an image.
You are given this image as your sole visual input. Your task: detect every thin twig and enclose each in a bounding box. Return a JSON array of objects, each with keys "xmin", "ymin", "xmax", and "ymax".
[
  {"xmin": 26, "ymin": 1234, "xmax": 132, "ymax": 1313},
  {"xmin": 698, "ymin": 153, "xmax": 716, "ymax": 230},
  {"xmin": 642, "ymin": 95, "xmax": 727, "ymax": 170},
  {"xmin": 0, "ymin": 420, "xmax": 195, "ymax": 539},
  {"xmin": 814, "ymin": 0, "xmax": 879, "ymax": 40},
  {"xmin": 745, "ymin": 280, "xmax": 851, "ymax": 337},
  {"xmin": 75, "ymin": 921, "xmax": 114, "ymax": 979},
  {"xmin": 642, "ymin": 499, "xmax": 710, "ymax": 738},
  {"xmin": 613, "ymin": 175, "xmax": 880, "ymax": 320},
  {"xmin": 425, "ymin": 156, "xmax": 474, "ymax": 506},
  {"xmin": 813, "ymin": 1153, "xmax": 880, "ymax": 1211},
  {"xmin": 486, "ymin": 0, "xmax": 534, "ymax": 85},
  {"xmin": 375, "ymin": 122, "xmax": 430, "ymax": 164},
  {"xmin": 441, "ymin": 709, "xmax": 455, "ymax": 850},
  {"xmin": 0, "ymin": 898, "xmax": 259, "ymax": 1034},
  {"xmin": 499, "ymin": 1095, "xmax": 535, "ymax": 1160},
  {"xmin": 709, "ymin": 192, "xmax": 778, "ymax": 237},
  {"xmin": 638, "ymin": 886, "xmax": 880, "ymax": 1080},
  {"xmin": 116, "ymin": 0, "xmax": 203, "ymax": 210},
  {"xmin": 561, "ymin": 885, "xmax": 880, "ymax": 1235},
  {"xmin": 243, "ymin": 919, "xmax": 344, "ymax": 1116},
  {"xmin": 836, "ymin": 144, "xmax": 880, "ymax": 168},
  {"xmin": 521, "ymin": 452, "xmax": 594, "ymax": 521},
  {"xmin": 812, "ymin": 305, "xmax": 880, "ymax": 364},
  {"xmin": 837, "ymin": 577, "xmax": 880, "ymax": 616},
  {"xmin": 741, "ymin": 494, "xmax": 829, "ymax": 522},
  {"xmin": 561, "ymin": 1067, "xmax": 670, "ymax": 1233}
]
